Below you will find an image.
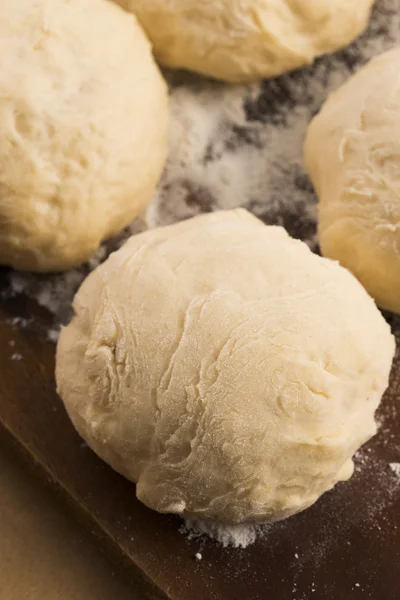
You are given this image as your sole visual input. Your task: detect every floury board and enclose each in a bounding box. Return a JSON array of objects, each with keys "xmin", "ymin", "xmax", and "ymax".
[{"xmin": 1, "ymin": 1, "xmax": 400, "ymax": 598}]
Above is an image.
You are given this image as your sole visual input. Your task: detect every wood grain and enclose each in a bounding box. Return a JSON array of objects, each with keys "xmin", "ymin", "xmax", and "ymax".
[{"xmin": 0, "ymin": 267, "xmax": 399, "ymax": 600}]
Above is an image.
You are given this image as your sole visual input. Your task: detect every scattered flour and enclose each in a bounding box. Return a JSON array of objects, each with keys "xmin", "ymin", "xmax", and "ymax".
[
  {"xmin": 7, "ymin": 316, "xmax": 32, "ymax": 328},
  {"xmin": 389, "ymin": 463, "xmax": 400, "ymax": 477},
  {"xmin": 47, "ymin": 328, "xmax": 60, "ymax": 343},
  {"xmin": 180, "ymin": 519, "xmax": 262, "ymax": 549}
]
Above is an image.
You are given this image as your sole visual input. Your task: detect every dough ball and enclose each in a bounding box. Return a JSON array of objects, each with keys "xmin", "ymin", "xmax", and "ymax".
[
  {"xmin": 0, "ymin": 0, "xmax": 168, "ymax": 272},
  {"xmin": 117, "ymin": 0, "xmax": 374, "ymax": 83},
  {"xmin": 56, "ymin": 209, "xmax": 394, "ymax": 524},
  {"xmin": 305, "ymin": 49, "xmax": 400, "ymax": 314}
]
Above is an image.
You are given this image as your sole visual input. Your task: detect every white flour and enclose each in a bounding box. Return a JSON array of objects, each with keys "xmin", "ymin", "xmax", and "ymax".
[
  {"xmin": 389, "ymin": 463, "xmax": 400, "ymax": 477},
  {"xmin": 1, "ymin": 0, "xmax": 400, "ymax": 553},
  {"xmin": 180, "ymin": 519, "xmax": 262, "ymax": 549}
]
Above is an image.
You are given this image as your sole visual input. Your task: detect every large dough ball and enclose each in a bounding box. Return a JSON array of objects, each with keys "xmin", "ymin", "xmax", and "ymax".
[
  {"xmin": 0, "ymin": 0, "xmax": 167, "ymax": 272},
  {"xmin": 305, "ymin": 49, "xmax": 400, "ymax": 314},
  {"xmin": 56, "ymin": 210, "xmax": 394, "ymax": 524},
  {"xmin": 117, "ymin": 0, "xmax": 374, "ymax": 83}
]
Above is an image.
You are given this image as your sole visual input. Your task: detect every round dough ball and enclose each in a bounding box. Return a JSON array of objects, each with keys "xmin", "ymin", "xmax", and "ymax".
[
  {"xmin": 56, "ymin": 209, "xmax": 394, "ymax": 524},
  {"xmin": 117, "ymin": 0, "xmax": 374, "ymax": 83},
  {"xmin": 0, "ymin": 0, "xmax": 168, "ymax": 272},
  {"xmin": 305, "ymin": 49, "xmax": 400, "ymax": 314}
]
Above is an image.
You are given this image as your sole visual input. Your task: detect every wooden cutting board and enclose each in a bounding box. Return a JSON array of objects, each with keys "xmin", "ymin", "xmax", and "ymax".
[{"xmin": 0, "ymin": 270, "xmax": 399, "ymax": 600}]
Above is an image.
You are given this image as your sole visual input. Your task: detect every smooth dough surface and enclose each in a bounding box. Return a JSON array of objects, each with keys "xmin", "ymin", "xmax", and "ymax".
[
  {"xmin": 117, "ymin": 0, "xmax": 374, "ymax": 83},
  {"xmin": 305, "ymin": 49, "xmax": 400, "ymax": 314},
  {"xmin": 0, "ymin": 0, "xmax": 167, "ymax": 272},
  {"xmin": 56, "ymin": 209, "xmax": 394, "ymax": 524}
]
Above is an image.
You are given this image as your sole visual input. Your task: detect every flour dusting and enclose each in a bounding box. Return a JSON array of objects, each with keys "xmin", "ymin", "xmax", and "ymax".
[
  {"xmin": 389, "ymin": 463, "xmax": 400, "ymax": 477},
  {"xmin": 180, "ymin": 519, "xmax": 262, "ymax": 549}
]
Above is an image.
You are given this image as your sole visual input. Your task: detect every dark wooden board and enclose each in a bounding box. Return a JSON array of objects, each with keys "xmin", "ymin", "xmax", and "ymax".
[{"xmin": 0, "ymin": 272, "xmax": 400, "ymax": 600}]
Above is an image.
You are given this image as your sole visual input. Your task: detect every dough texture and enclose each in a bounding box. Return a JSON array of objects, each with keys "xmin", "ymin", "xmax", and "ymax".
[
  {"xmin": 305, "ymin": 49, "xmax": 400, "ymax": 314},
  {"xmin": 0, "ymin": 0, "xmax": 167, "ymax": 272},
  {"xmin": 117, "ymin": 0, "xmax": 374, "ymax": 83},
  {"xmin": 56, "ymin": 209, "xmax": 394, "ymax": 524}
]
